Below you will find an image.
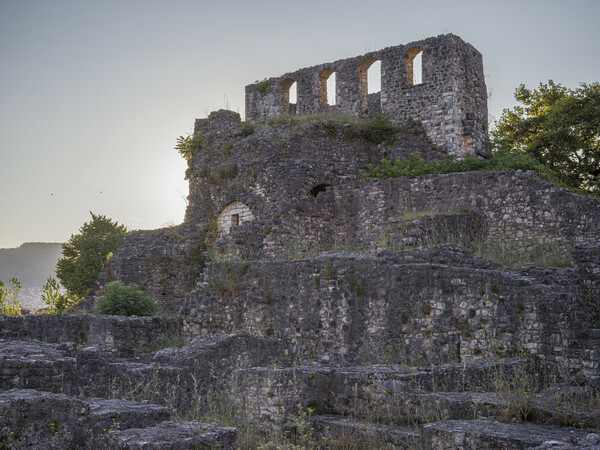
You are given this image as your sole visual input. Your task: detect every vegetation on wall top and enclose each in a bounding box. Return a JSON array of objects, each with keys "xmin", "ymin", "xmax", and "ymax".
[{"xmin": 361, "ymin": 151, "xmax": 551, "ymax": 180}]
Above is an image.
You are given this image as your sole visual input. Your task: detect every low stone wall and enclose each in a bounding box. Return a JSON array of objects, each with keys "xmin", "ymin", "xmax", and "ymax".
[
  {"xmin": 182, "ymin": 245, "xmax": 600, "ymax": 376},
  {"xmin": 0, "ymin": 314, "xmax": 184, "ymax": 357},
  {"xmin": 260, "ymin": 170, "xmax": 600, "ymax": 259}
]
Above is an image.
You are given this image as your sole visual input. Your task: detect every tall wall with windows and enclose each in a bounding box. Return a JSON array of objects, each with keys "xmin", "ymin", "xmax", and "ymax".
[{"xmin": 245, "ymin": 34, "xmax": 487, "ymax": 156}]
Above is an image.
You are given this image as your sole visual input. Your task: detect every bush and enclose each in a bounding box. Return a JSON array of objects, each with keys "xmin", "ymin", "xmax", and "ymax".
[
  {"xmin": 361, "ymin": 151, "xmax": 552, "ymax": 180},
  {"xmin": 95, "ymin": 281, "xmax": 157, "ymax": 316},
  {"xmin": 0, "ymin": 277, "xmax": 22, "ymax": 315},
  {"xmin": 42, "ymin": 277, "xmax": 74, "ymax": 313}
]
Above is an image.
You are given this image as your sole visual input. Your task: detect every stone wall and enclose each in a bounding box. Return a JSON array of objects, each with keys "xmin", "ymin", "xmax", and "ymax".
[
  {"xmin": 181, "ymin": 245, "xmax": 600, "ymax": 376},
  {"xmin": 86, "ymin": 111, "xmax": 442, "ymax": 311},
  {"xmin": 0, "ymin": 314, "xmax": 183, "ymax": 357},
  {"xmin": 223, "ymin": 170, "xmax": 600, "ymax": 260},
  {"xmin": 246, "ymin": 34, "xmax": 487, "ymax": 156}
]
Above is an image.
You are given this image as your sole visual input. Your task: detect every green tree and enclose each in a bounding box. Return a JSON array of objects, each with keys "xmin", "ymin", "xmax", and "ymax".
[
  {"xmin": 42, "ymin": 277, "xmax": 73, "ymax": 313},
  {"xmin": 0, "ymin": 277, "xmax": 22, "ymax": 315},
  {"xmin": 56, "ymin": 213, "xmax": 128, "ymax": 301},
  {"xmin": 95, "ymin": 281, "xmax": 157, "ymax": 316},
  {"xmin": 491, "ymin": 81, "xmax": 600, "ymax": 195}
]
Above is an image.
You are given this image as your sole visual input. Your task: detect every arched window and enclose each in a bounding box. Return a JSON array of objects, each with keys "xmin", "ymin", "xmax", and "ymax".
[
  {"xmin": 217, "ymin": 202, "xmax": 254, "ymax": 237},
  {"xmin": 318, "ymin": 68, "xmax": 336, "ymax": 107},
  {"xmin": 280, "ymin": 78, "xmax": 297, "ymax": 114},
  {"xmin": 358, "ymin": 58, "xmax": 380, "ymax": 115},
  {"xmin": 405, "ymin": 46, "xmax": 423, "ymax": 86}
]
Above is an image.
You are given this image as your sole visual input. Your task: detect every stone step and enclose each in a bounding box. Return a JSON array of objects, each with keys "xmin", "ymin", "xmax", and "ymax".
[
  {"xmin": 363, "ymin": 391, "xmax": 502, "ymax": 425},
  {"xmin": 86, "ymin": 397, "xmax": 171, "ymax": 436},
  {"xmin": 0, "ymin": 389, "xmax": 237, "ymax": 449},
  {"xmin": 422, "ymin": 418, "xmax": 600, "ymax": 449},
  {"xmin": 93, "ymin": 420, "xmax": 237, "ymax": 449},
  {"xmin": 311, "ymin": 414, "xmax": 420, "ymax": 449},
  {"xmin": 236, "ymin": 358, "xmax": 530, "ymax": 427}
]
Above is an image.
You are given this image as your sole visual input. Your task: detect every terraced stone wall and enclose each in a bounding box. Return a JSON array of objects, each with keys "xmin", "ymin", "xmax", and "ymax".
[
  {"xmin": 0, "ymin": 314, "xmax": 183, "ymax": 357},
  {"xmin": 182, "ymin": 245, "xmax": 600, "ymax": 376},
  {"xmin": 230, "ymin": 170, "xmax": 600, "ymax": 259}
]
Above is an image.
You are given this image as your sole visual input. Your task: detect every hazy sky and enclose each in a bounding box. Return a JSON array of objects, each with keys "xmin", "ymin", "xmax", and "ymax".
[{"xmin": 1, "ymin": 0, "xmax": 598, "ymax": 248}]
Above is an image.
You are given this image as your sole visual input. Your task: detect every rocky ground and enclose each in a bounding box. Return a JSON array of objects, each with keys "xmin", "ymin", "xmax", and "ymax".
[{"xmin": 1, "ymin": 318, "xmax": 600, "ymax": 448}]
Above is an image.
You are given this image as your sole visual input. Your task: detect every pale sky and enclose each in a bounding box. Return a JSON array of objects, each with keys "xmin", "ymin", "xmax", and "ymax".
[{"xmin": 1, "ymin": 0, "xmax": 599, "ymax": 248}]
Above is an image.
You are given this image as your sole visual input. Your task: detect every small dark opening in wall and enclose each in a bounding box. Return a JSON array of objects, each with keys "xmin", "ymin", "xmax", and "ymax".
[
  {"xmin": 309, "ymin": 183, "xmax": 331, "ymax": 197},
  {"xmin": 231, "ymin": 214, "xmax": 240, "ymax": 226}
]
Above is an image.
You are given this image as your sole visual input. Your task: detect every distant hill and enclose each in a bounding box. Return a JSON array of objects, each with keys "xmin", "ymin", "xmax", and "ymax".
[{"xmin": 0, "ymin": 242, "xmax": 62, "ymax": 287}]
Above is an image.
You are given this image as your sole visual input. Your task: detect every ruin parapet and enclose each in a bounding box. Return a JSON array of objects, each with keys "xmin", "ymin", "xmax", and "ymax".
[{"xmin": 245, "ymin": 34, "xmax": 487, "ymax": 156}]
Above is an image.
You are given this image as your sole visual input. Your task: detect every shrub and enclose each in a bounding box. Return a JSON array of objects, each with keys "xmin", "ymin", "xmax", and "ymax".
[
  {"xmin": 361, "ymin": 150, "xmax": 552, "ymax": 180},
  {"xmin": 95, "ymin": 281, "xmax": 157, "ymax": 316},
  {"xmin": 0, "ymin": 277, "xmax": 21, "ymax": 315},
  {"xmin": 42, "ymin": 277, "xmax": 74, "ymax": 313}
]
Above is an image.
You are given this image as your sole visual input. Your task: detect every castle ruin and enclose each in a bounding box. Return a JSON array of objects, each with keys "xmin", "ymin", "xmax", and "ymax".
[
  {"xmin": 2, "ymin": 34, "xmax": 600, "ymax": 449},
  {"xmin": 246, "ymin": 34, "xmax": 488, "ymax": 156}
]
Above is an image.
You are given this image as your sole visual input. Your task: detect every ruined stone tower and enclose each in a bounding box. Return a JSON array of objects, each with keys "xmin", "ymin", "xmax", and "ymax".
[{"xmin": 245, "ymin": 33, "xmax": 488, "ymax": 156}]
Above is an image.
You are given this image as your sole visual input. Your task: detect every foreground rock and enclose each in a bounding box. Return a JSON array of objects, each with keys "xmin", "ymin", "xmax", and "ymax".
[{"xmin": 0, "ymin": 389, "xmax": 235, "ymax": 449}]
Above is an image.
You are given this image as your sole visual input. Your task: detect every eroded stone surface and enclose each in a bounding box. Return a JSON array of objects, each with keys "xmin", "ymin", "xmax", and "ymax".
[
  {"xmin": 94, "ymin": 420, "xmax": 237, "ymax": 449},
  {"xmin": 422, "ymin": 418, "xmax": 596, "ymax": 449}
]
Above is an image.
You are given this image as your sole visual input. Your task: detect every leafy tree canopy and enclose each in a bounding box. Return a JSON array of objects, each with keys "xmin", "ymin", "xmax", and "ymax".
[
  {"xmin": 56, "ymin": 212, "xmax": 128, "ymax": 301},
  {"xmin": 491, "ymin": 81, "xmax": 600, "ymax": 195}
]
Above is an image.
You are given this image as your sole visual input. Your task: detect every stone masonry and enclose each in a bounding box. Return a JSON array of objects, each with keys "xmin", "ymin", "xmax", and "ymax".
[
  {"xmin": 246, "ymin": 34, "xmax": 487, "ymax": 156},
  {"xmin": 5, "ymin": 34, "xmax": 600, "ymax": 448}
]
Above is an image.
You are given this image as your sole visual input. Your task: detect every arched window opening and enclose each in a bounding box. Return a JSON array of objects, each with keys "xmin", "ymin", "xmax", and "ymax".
[
  {"xmin": 217, "ymin": 201, "xmax": 254, "ymax": 237},
  {"xmin": 405, "ymin": 46, "xmax": 423, "ymax": 86},
  {"xmin": 308, "ymin": 183, "xmax": 332, "ymax": 197},
  {"xmin": 318, "ymin": 68, "xmax": 336, "ymax": 107},
  {"xmin": 367, "ymin": 60, "xmax": 381, "ymax": 94},
  {"xmin": 289, "ymin": 81, "xmax": 297, "ymax": 104},
  {"xmin": 327, "ymin": 72, "xmax": 336, "ymax": 105},
  {"xmin": 358, "ymin": 58, "xmax": 380, "ymax": 115},
  {"xmin": 280, "ymin": 78, "xmax": 297, "ymax": 114}
]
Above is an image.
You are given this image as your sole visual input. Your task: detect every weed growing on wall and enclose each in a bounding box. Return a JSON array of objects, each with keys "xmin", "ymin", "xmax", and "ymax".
[
  {"xmin": 216, "ymin": 163, "xmax": 238, "ymax": 181},
  {"xmin": 254, "ymin": 78, "xmax": 269, "ymax": 94},
  {"xmin": 240, "ymin": 121, "xmax": 256, "ymax": 137},
  {"xmin": 175, "ymin": 133, "xmax": 203, "ymax": 160},
  {"xmin": 207, "ymin": 263, "xmax": 242, "ymax": 298},
  {"xmin": 359, "ymin": 114, "xmax": 399, "ymax": 144}
]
